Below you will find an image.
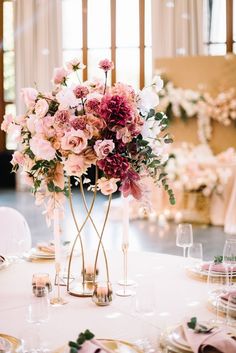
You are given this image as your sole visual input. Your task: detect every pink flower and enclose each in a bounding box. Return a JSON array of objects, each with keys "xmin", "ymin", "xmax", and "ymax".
[
  {"xmin": 26, "ymin": 114, "xmax": 38, "ymax": 134},
  {"xmin": 116, "ymin": 127, "xmax": 132, "ymax": 143},
  {"xmin": 97, "ymin": 177, "xmax": 118, "ymax": 195},
  {"xmin": 73, "ymin": 85, "xmax": 89, "ymax": 99},
  {"xmin": 54, "ymin": 163, "xmax": 65, "ymax": 189},
  {"xmin": 94, "ymin": 139, "xmax": 114, "ymax": 159},
  {"xmin": 98, "ymin": 59, "xmax": 114, "ymax": 72},
  {"xmin": 120, "ymin": 169, "xmax": 142, "ymax": 200},
  {"xmin": 66, "ymin": 58, "xmax": 85, "ymax": 72},
  {"xmin": 11, "ymin": 151, "xmax": 25, "ymax": 166},
  {"xmin": 63, "ymin": 154, "xmax": 88, "ymax": 177},
  {"xmin": 100, "ymin": 94, "xmax": 133, "ymax": 128},
  {"xmin": 1, "ymin": 114, "xmax": 14, "ymax": 132},
  {"xmin": 70, "ymin": 116, "xmax": 87, "ymax": 131},
  {"xmin": 21, "ymin": 171, "xmax": 34, "ymax": 187},
  {"xmin": 52, "ymin": 67, "xmax": 69, "ymax": 85},
  {"xmin": 97, "ymin": 154, "xmax": 129, "ymax": 180},
  {"xmin": 54, "ymin": 110, "xmax": 70, "ymax": 129},
  {"xmin": 61, "ymin": 129, "xmax": 87, "ymax": 154},
  {"xmin": 85, "ymin": 97, "xmax": 101, "ymax": 114},
  {"xmin": 34, "ymin": 99, "xmax": 49, "ymax": 118},
  {"xmin": 7, "ymin": 124, "xmax": 21, "ymax": 143},
  {"xmin": 30, "ymin": 136, "xmax": 56, "ymax": 161},
  {"xmin": 56, "ymin": 87, "xmax": 78, "ymax": 110},
  {"xmin": 21, "ymin": 88, "xmax": 38, "ymax": 109}
]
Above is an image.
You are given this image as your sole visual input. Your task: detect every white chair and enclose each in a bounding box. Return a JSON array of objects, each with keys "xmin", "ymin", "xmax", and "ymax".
[{"xmin": 0, "ymin": 207, "xmax": 32, "ymax": 256}]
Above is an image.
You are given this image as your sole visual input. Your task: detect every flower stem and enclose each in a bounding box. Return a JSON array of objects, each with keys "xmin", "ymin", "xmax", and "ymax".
[{"xmin": 103, "ymin": 71, "xmax": 108, "ymax": 95}]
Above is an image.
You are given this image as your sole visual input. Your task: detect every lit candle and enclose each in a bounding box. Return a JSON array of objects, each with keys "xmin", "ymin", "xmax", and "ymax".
[
  {"xmin": 53, "ymin": 208, "xmax": 61, "ymax": 266},
  {"xmin": 85, "ymin": 264, "xmax": 94, "ymax": 275},
  {"xmin": 97, "ymin": 286, "xmax": 108, "ymax": 297},
  {"xmin": 174, "ymin": 211, "xmax": 183, "ymax": 224},
  {"xmin": 122, "ymin": 195, "xmax": 129, "ymax": 245}
]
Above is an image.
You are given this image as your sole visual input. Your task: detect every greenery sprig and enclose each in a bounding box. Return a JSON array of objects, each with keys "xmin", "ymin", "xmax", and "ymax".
[
  {"xmin": 187, "ymin": 317, "xmax": 215, "ymax": 334},
  {"xmin": 68, "ymin": 330, "xmax": 95, "ymax": 353}
]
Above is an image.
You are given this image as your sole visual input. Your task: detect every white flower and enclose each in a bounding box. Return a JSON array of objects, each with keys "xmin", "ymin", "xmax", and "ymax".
[
  {"xmin": 56, "ymin": 87, "xmax": 78, "ymax": 110},
  {"xmin": 151, "ymin": 75, "xmax": 163, "ymax": 92},
  {"xmin": 137, "ymin": 87, "xmax": 159, "ymax": 115}
]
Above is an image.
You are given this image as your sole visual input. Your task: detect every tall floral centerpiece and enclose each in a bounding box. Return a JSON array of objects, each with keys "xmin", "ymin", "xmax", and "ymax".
[{"xmin": 1, "ymin": 58, "xmax": 174, "ymax": 299}]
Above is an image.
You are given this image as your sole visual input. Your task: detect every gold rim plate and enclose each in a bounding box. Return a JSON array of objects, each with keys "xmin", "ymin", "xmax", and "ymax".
[{"xmin": 0, "ymin": 333, "xmax": 21, "ymax": 352}]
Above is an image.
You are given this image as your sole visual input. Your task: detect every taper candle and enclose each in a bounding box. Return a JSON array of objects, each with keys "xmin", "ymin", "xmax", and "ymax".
[{"xmin": 53, "ymin": 208, "xmax": 61, "ymax": 265}]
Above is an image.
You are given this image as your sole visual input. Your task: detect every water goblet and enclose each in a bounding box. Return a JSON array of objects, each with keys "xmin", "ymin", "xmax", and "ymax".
[
  {"xmin": 223, "ymin": 239, "xmax": 236, "ymax": 289},
  {"xmin": 176, "ymin": 223, "xmax": 193, "ymax": 257},
  {"xmin": 187, "ymin": 242, "xmax": 203, "ymax": 267}
]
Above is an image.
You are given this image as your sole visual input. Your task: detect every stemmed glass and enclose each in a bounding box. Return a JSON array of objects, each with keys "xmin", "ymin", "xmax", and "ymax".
[
  {"xmin": 176, "ymin": 224, "xmax": 193, "ymax": 257},
  {"xmin": 25, "ymin": 290, "xmax": 50, "ymax": 352},
  {"xmin": 223, "ymin": 239, "xmax": 236, "ymax": 290}
]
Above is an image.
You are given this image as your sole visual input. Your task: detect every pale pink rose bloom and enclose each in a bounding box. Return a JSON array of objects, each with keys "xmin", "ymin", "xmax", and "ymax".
[
  {"xmin": 34, "ymin": 99, "xmax": 49, "ymax": 118},
  {"xmin": 35, "ymin": 115, "xmax": 55, "ymax": 138},
  {"xmin": 1, "ymin": 114, "xmax": 14, "ymax": 132},
  {"xmin": 15, "ymin": 115, "xmax": 27, "ymax": 127},
  {"xmin": 61, "ymin": 129, "xmax": 87, "ymax": 154},
  {"xmin": 116, "ymin": 127, "xmax": 132, "ymax": 143},
  {"xmin": 56, "ymin": 88, "xmax": 78, "ymax": 110},
  {"xmin": 30, "ymin": 136, "xmax": 56, "ymax": 161},
  {"xmin": 21, "ymin": 88, "xmax": 38, "ymax": 108},
  {"xmin": 63, "ymin": 154, "xmax": 87, "ymax": 177},
  {"xmin": 21, "ymin": 171, "xmax": 34, "ymax": 187},
  {"xmin": 11, "ymin": 151, "xmax": 25, "ymax": 166},
  {"xmin": 7, "ymin": 124, "xmax": 21, "ymax": 143},
  {"xmin": 26, "ymin": 114, "xmax": 38, "ymax": 134},
  {"xmin": 52, "ymin": 67, "xmax": 68, "ymax": 85},
  {"xmin": 94, "ymin": 139, "xmax": 114, "ymax": 159},
  {"xmin": 66, "ymin": 58, "xmax": 86, "ymax": 72},
  {"xmin": 97, "ymin": 177, "xmax": 118, "ymax": 195}
]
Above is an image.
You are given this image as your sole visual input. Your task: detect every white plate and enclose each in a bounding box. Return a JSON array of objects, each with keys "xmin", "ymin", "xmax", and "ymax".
[
  {"xmin": 0, "ymin": 259, "xmax": 9, "ymax": 271},
  {"xmin": 28, "ymin": 248, "xmax": 55, "ymax": 259}
]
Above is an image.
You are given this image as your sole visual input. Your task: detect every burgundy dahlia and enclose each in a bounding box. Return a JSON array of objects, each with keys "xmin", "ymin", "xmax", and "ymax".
[
  {"xmin": 100, "ymin": 94, "xmax": 133, "ymax": 128},
  {"xmin": 97, "ymin": 154, "xmax": 129, "ymax": 180}
]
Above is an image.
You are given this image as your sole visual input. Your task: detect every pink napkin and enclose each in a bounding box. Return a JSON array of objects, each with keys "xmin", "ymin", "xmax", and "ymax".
[
  {"xmin": 183, "ymin": 323, "xmax": 236, "ymax": 353},
  {"xmin": 36, "ymin": 242, "xmax": 55, "ymax": 254},
  {"xmin": 201, "ymin": 263, "xmax": 236, "ymax": 273},
  {"xmin": 79, "ymin": 339, "xmax": 113, "ymax": 353},
  {"xmin": 220, "ymin": 290, "xmax": 236, "ymax": 302}
]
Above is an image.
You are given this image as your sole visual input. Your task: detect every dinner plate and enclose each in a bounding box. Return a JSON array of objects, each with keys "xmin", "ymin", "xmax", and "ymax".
[
  {"xmin": 55, "ymin": 339, "xmax": 143, "ymax": 353},
  {"xmin": 26, "ymin": 248, "xmax": 55, "ymax": 260},
  {"xmin": 0, "ymin": 259, "xmax": 9, "ymax": 271},
  {"xmin": 0, "ymin": 333, "xmax": 22, "ymax": 353},
  {"xmin": 171, "ymin": 325, "xmax": 191, "ymax": 350},
  {"xmin": 186, "ymin": 264, "xmax": 236, "ymax": 282}
]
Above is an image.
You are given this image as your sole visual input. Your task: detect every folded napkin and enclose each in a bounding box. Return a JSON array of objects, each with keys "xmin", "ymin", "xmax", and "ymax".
[
  {"xmin": 201, "ymin": 263, "xmax": 236, "ymax": 273},
  {"xmin": 183, "ymin": 323, "xmax": 236, "ymax": 353},
  {"xmin": 79, "ymin": 339, "xmax": 113, "ymax": 353},
  {"xmin": 220, "ymin": 290, "xmax": 236, "ymax": 302},
  {"xmin": 36, "ymin": 242, "xmax": 55, "ymax": 254}
]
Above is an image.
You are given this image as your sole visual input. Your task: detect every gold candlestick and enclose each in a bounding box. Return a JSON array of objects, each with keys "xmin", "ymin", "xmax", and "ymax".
[
  {"xmin": 50, "ymin": 263, "xmax": 67, "ymax": 306},
  {"xmin": 116, "ymin": 243, "xmax": 135, "ymax": 297}
]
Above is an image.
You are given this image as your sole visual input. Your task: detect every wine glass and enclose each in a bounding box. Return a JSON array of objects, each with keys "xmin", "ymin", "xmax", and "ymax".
[
  {"xmin": 223, "ymin": 239, "xmax": 236, "ymax": 289},
  {"xmin": 176, "ymin": 224, "xmax": 193, "ymax": 257},
  {"xmin": 187, "ymin": 243, "xmax": 203, "ymax": 267}
]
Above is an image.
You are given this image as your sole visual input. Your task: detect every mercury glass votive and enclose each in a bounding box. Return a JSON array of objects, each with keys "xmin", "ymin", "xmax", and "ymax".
[
  {"xmin": 32, "ymin": 273, "xmax": 52, "ymax": 297},
  {"xmin": 92, "ymin": 282, "xmax": 113, "ymax": 306},
  {"xmin": 82, "ymin": 265, "xmax": 99, "ymax": 282}
]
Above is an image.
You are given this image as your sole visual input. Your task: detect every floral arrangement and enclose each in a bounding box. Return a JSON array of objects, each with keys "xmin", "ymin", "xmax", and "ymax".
[
  {"xmin": 1, "ymin": 58, "xmax": 175, "ymax": 224},
  {"xmin": 165, "ymin": 143, "xmax": 233, "ymax": 197},
  {"xmin": 158, "ymin": 81, "xmax": 236, "ymax": 144}
]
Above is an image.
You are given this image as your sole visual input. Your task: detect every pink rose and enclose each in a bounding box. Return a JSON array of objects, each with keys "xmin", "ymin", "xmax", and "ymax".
[
  {"xmin": 97, "ymin": 177, "xmax": 118, "ymax": 195},
  {"xmin": 21, "ymin": 88, "xmax": 38, "ymax": 109},
  {"xmin": 8, "ymin": 124, "xmax": 21, "ymax": 143},
  {"xmin": 66, "ymin": 58, "xmax": 85, "ymax": 72},
  {"xmin": 34, "ymin": 99, "xmax": 49, "ymax": 118},
  {"xmin": 52, "ymin": 67, "xmax": 68, "ymax": 85},
  {"xmin": 11, "ymin": 151, "xmax": 25, "ymax": 166},
  {"xmin": 1, "ymin": 114, "xmax": 14, "ymax": 132},
  {"xmin": 63, "ymin": 154, "xmax": 87, "ymax": 177},
  {"xmin": 116, "ymin": 127, "xmax": 132, "ymax": 143},
  {"xmin": 30, "ymin": 136, "xmax": 56, "ymax": 161},
  {"xmin": 21, "ymin": 171, "xmax": 34, "ymax": 187},
  {"xmin": 94, "ymin": 139, "xmax": 114, "ymax": 159},
  {"xmin": 26, "ymin": 114, "xmax": 38, "ymax": 134},
  {"xmin": 61, "ymin": 129, "xmax": 87, "ymax": 154}
]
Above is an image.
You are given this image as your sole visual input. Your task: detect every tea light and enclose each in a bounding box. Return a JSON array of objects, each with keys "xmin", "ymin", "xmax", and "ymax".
[
  {"xmin": 163, "ymin": 209, "xmax": 171, "ymax": 220},
  {"xmin": 83, "ymin": 265, "xmax": 99, "ymax": 282},
  {"xmin": 174, "ymin": 211, "xmax": 183, "ymax": 224},
  {"xmin": 158, "ymin": 214, "xmax": 167, "ymax": 227},
  {"xmin": 92, "ymin": 283, "xmax": 112, "ymax": 306},
  {"xmin": 32, "ymin": 273, "xmax": 52, "ymax": 297}
]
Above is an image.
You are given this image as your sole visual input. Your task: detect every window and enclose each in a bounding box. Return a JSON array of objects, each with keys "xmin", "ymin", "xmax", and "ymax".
[
  {"xmin": 204, "ymin": 0, "xmax": 236, "ymax": 55},
  {"xmin": 62, "ymin": 0, "xmax": 152, "ymax": 89},
  {"xmin": 0, "ymin": 0, "xmax": 15, "ymax": 151}
]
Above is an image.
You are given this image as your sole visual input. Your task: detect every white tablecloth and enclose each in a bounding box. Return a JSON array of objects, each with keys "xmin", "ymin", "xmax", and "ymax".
[{"xmin": 0, "ymin": 252, "xmax": 215, "ymax": 350}]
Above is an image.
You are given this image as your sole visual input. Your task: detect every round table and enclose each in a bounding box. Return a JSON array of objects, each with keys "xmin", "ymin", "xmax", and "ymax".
[{"xmin": 0, "ymin": 252, "xmax": 214, "ymax": 350}]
